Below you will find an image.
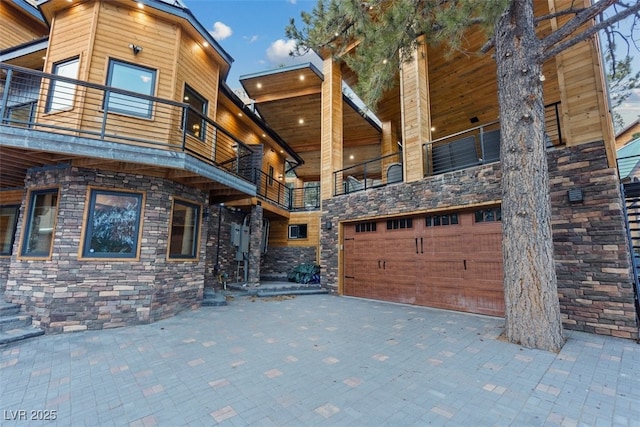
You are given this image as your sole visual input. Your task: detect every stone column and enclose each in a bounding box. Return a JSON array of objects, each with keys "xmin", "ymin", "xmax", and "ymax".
[{"xmin": 247, "ymin": 204, "xmax": 263, "ymax": 284}]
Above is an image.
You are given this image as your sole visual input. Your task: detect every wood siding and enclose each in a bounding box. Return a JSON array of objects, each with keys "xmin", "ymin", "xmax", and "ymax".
[
  {"xmin": 269, "ymin": 211, "xmax": 320, "ymax": 248},
  {"xmin": 0, "ymin": 2, "xmax": 48, "ymax": 50}
]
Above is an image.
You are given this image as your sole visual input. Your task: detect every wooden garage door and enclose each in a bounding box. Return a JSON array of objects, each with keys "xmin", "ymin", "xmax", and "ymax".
[{"xmin": 343, "ymin": 209, "xmax": 504, "ymax": 316}]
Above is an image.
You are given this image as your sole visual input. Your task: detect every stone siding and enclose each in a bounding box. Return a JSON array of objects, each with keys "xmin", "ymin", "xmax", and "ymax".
[
  {"xmin": 205, "ymin": 205, "xmax": 247, "ymax": 286},
  {"xmin": 5, "ymin": 166, "xmax": 208, "ymax": 333},
  {"xmin": 261, "ymin": 246, "xmax": 318, "ymax": 281},
  {"xmin": 0, "ymin": 257, "xmax": 10, "ymax": 294},
  {"xmin": 321, "ymin": 142, "xmax": 638, "ymax": 338},
  {"xmin": 548, "ymin": 142, "xmax": 637, "ymax": 338}
]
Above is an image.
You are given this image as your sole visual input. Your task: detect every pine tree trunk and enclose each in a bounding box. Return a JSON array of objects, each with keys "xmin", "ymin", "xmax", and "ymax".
[{"xmin": 494, "ymin": 0, "xmax": 564, "ymax": 352}]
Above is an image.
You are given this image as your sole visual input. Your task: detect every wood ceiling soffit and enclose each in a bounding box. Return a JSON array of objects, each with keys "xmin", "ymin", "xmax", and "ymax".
[{"xmin": 251, "ymin": 86, "xmax": 322, "ymax": 103}]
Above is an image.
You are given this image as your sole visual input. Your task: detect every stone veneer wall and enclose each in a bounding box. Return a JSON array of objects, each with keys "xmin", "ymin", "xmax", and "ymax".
[
  {"xmin": 321, "ymin": 141, "xmax": 638, "ymax": 338},
  {"xmin": 260, "ymin": 246, "xmax": 318, "ymax": 281},
  {"xmin": 548, "ymin": 142, "xmax": 637, "ymax": 338},
  {"xmin": 205, "ymin": 205, "xmax": 247, "ymax": 286},
  {"xmin": 5, "ymin": 166, "xmax": 208, "ymax": 333},
  {"xmin": 0, "ymin": 257, "xmax": 9, "ymax": 294}
]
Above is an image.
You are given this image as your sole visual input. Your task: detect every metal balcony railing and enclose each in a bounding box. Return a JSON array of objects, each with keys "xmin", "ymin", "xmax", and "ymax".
[
  {"xmin": 251, "ymin": 168, "xmax": 320, "ymax": 210},
  {"xmin": 423, "ymin": 102, "xmax": 563, "ymax": 177},
  {"xmin": 333, "ymin": 152, "xmax": 403, "ymax": 196},
  {"xmin": 0, "ymin": 63, "xmax": 255, "ymax": 181}
]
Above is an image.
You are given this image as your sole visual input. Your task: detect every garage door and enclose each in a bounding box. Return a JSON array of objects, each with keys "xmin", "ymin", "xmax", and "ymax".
[{"xmin": 343, "ymin": 208, "xmax": 504, "ymax": 316}]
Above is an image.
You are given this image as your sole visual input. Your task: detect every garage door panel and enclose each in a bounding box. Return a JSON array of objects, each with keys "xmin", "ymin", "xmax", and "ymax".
[
  {"xmin": 419, "ymin": 260, "xmax": 464, "ymax": 279},
  {"xmin": 343, "ymin": 210, "xmax": 504, "ymax": 317}
]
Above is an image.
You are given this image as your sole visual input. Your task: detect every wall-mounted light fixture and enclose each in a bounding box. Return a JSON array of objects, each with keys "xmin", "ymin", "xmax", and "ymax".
[
  {"xmin": 128, "ymin": 44, "xmax": 143, "ymax": 55},
  {"xmin": 325, "ymin": 220, "xmax": 332, "ymax": 230},
  {"xmin": 567, "ymin": 188, "xmax": 584, "ymax": 203}
]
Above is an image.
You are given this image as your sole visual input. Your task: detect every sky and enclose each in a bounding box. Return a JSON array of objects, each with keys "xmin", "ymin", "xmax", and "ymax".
[
  {"xmin": 183, "ymin": 0, "xmax": 321, "ymax": 89},
  {"xmin": 183, "ymin": 0, "xmax": 640, "ymax": 130}
]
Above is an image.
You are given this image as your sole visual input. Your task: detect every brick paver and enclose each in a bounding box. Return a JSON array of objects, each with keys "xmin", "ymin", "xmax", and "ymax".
[{"xmin": 1, "ymin": 294, "xmax": 640, "ymax": 426}]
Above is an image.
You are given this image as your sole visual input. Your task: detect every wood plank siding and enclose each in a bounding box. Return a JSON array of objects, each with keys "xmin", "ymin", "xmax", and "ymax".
[
  {"xmin": 0, "ymin": 2, "xmax": 48, "ymax": 50},
  {"xmin": 268, "ymin": 211, "xmax": 320, "ymax": 247}
]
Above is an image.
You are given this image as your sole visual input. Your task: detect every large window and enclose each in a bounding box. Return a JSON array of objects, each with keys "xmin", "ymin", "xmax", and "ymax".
[
  {"xmin": 46, "ymin": 57, "xmax": 79, "ymax": 113},
  {"xmin": 82, "ymin": 189, "xmax": 143, "ymax": 259},
  {"xmin": 20, "ymin": 189, "xmax": 59, "ymax": 258},
  {"xmin": 183, "ymin": 85, "xmax": 207, "ymax": 140},
  {"xmin": 168, "ymin": 199, "xmax": 201, "ymax": 260},
  {"xmin": 0, "ymin": 205, "xmax": 19, "ymax": 256},
  {"xmin": 105, "ymin": 59, "xmax": 156, "ymax": 118}
]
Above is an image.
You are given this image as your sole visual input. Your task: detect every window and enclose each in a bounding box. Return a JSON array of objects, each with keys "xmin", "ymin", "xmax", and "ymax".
[
  {"xmin": 46, "ymin": 57, "xmax": 79, "ymax": 113},
  {"xmin": 355, "ymin": 222, "xmax": 377, "ymax": 233},
  {"xmin": 82, "ymin": 189, "xmax": 143, "ymax": 258},
  {"xmin": 268, "ymin": 165, "xmax": 274, "ymax": 186},
  {"xmin": 105, "ymin": 59, "xmax": 156, "ymax": 118},
  {"xmin": 386, "ymin": 218, "xmax": 413, "ymax": 230},
  {"xmin": 426, "ymin": 213, "xmax": 459, "ymax": 227},
  {"xmin": 0, "ymin": 205, "xmax": 19, "ymax": 256},
  {"xmin": 183, "ymin": 85, "xmax": 207, "ymax": 140},
  {"xmin": 475, "ymin": 207, "xmax": 502, "ymax": 223},
  {"xmin": 288, "ymin": 224, "xmax": 307, "ymax": 239},
  {"xmin": 168, "ymin": 199, "xmax": 201, "ymax": 259},
  {"xmin": 21, "ymin": 189, "xmax": 59, "ymax": 257}
]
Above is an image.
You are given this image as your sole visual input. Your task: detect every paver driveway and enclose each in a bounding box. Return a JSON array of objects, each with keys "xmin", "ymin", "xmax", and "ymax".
[{"xmin": 1, "ymin": 294, "xmax": 639, "ymax": 426}]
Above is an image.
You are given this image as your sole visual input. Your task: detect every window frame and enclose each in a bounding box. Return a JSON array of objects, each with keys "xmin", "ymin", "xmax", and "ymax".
[
  {"xmin": 0, "ymin": 204, "xmax": 20, "ymax": 256},
  {"xmin": 182, "ymin": 84, "xmax": 208, "ymax": 141},
  {"xmin": 18, "ymin": 188, "xmax": 60, "ymax": 260},
  {"xmin": 79, "ymin": 188, "xmax": 145, "ymax": 260},
  {"xmin": 104, "ymin": 58, "xmax": 156, "ymax": 119},
  {"xmin": 474, "ymin": 207, "xmax": 502, "ymax": 223},
  {"xmin": 45, "ymin": 56, "xmax": 80, "ymax": 113},
  {"xmin": 167, "ymin": 197, "xmax": 202, "ymax": 261},
  {"xmin": 288, "ymin": 224, "xmax": 308, "ymax": 240}
]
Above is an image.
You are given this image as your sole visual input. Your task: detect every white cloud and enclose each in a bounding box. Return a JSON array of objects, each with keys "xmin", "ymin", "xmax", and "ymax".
[
  {"xmin": 287, "ymin": 0, "xmax": 297, "ymax": 4},
  {"xmin": 243, "ymin": 35, "xmax": 259, "ymax": 44},
  {"xmin": 210, "ymin": 22, "xmax": 232, "ymax": 41},
  {"xmin": 266, "ymin": 39, "xmax": 321, "ymax": 68}
]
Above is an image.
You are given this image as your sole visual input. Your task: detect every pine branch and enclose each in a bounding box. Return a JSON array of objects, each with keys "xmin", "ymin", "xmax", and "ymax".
[{"xmin": 541, "ymin": 1, "xmax": 640, "ymax": 62}]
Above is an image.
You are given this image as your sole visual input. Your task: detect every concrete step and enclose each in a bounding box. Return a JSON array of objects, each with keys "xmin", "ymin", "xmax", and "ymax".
[
  {"xmin": 0, "ymin": 314, "xmax": 33, "ymax": 332},
  {"xmin": 256, "ymin": 288, "xmax": 329, "ymax": 297},
  {"xmin": 0, "ymin": 301, "xmax": 45, "ymax": 346},
  {"xmin": 202, "ymin": 288, "xmax": 227, "ymax": 307},
  {"xmin": 225, "ymin": 282, "xmax": 328, "ymax": 298},
  {"xmin": 0, "ymin": 327, "xmax": 45, "ymax": 346},
  {"xmin": 0, "ymin": 301, "xmax": 20, "ymax": 317}
]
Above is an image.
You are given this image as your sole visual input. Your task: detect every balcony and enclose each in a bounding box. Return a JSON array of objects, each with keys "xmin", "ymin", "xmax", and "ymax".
[
  {"xmin": 252, "ymin": 168, "xmax": 320, "ymax": 210},
  {"xmin": 0, "ymin": 63, "xmax": 256, "ymax": 193},
  {"xmin": 423, "ymin": 102, "xmax": 563, "ymax": 176},
  {"xmin": 333, "ymin": 152, "xmax": 403, "ymax": 196}
]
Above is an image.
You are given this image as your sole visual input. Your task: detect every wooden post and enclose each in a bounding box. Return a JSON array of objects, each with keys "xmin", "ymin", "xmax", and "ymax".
[
  {"xmin": 399, "ymin": 37, "xmax": 431, "ymax": 182},
  {"xmin": 320, "ymin": 57, "xmax": 343, "ymax": 202}
]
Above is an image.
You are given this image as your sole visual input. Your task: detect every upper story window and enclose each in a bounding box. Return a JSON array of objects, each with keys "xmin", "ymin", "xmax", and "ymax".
[
  {"xmin": 105, "ymin": 59, "xmax": 156, "ymax": 118},
  {"xmin": 46, "ymin": 57, "xmax": 79, "ymax": 113},
  {"xmin": 183, "ymin": 84, "xmax": 207, "ymax": 140},
  {"xmin": 20, "ymin": 189, "xmax": 59, "ymax": 258},
  {"xmin": 0, "ymin": 205, "xmax": 20, "ymax": 256},
  {"xmin": 168, "ymin": 199, "xmax": 201, "ymax": 260},
  {"xmin": 81, "ymin": 189, "xmax": 144, "ymax": 259}
]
